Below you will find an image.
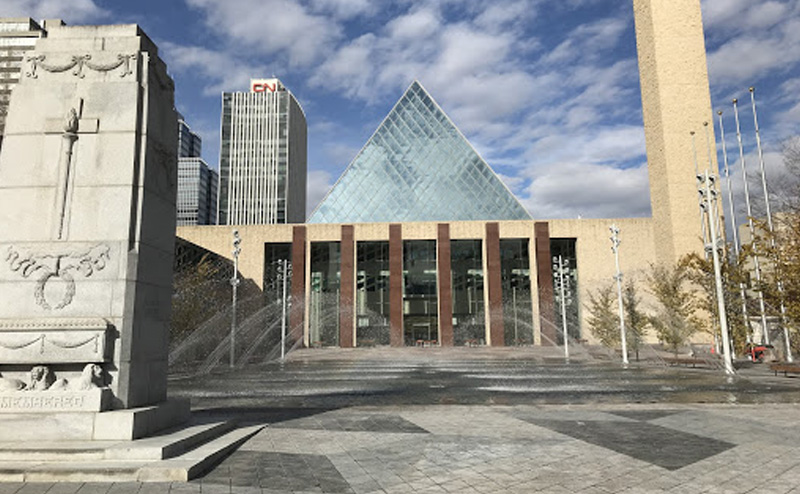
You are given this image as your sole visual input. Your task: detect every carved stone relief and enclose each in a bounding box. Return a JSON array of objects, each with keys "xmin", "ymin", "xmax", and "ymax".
[
  {"xmin": 5, "ymin": 244, "xmax": 110, "ymax": 310},
  {"xmin": 25, "ymin": 53, "xmax": 138, "ymax": 79}
]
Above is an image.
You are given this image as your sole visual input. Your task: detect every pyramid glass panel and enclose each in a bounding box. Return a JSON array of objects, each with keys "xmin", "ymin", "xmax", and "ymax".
[{"xmin": 308, "ymin": 81, "xmax": 531, "ymax": 223}]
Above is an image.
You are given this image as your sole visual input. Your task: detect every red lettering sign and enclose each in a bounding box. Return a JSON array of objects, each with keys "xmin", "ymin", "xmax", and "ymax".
[{"xmin": 252, "ymin": 82, "xmax": 277, "ymax": 93}]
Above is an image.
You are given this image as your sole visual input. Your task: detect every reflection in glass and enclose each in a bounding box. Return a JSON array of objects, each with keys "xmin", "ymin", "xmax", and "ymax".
[
  {"xmin": 356, "ymin": 241, "xmax": 390, "ymax": 346},
  {"xmin": 500, "ymin": 239, "xmax": 533, "ymax": 346},
  {"xmin": 308, "ymin": 81, "xmax": 531, "ymax": 223},
  {"xmin": 403, "ymin": 240, "xmax": 438, "ymax": 345},
  {"xmin": 263, "ymin": 243, "xmax": 292, "ymax": 351},
  {"xmin": 309, "ymin": 242, "xmax": 340, "ymax": 347},
  {"xmin": 451, "ymin": 240, "xmax": 485, "ymax": 346},
  {"xmin": 551, "ymin": 238, "xmax": 580, "ymax": 344}
]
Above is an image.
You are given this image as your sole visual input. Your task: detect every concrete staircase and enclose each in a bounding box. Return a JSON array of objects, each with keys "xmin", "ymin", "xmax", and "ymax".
[{"xmin": 0, "ymin": 419, "xmax": 263, "ymax": 482}]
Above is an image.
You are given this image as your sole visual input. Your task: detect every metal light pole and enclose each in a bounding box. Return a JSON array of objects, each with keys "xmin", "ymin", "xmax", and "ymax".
[
  {"xmin": 278, "ymin": 258, "xmax": 291, "ymax": 361},
  {"xmin": 733, "ymin": 98, "xmax": 770, "ymax": 346},
  {"xmin": 230, "ymin": 230, "xmax": 241, "ymax": 368},
  {"xmin": 691, "ymin": 132, "xmax": 710, "ymax": 249},
  {"xmin": 698, "ymin": 170, "xmax": 735, "ymax": 375},
  {"xmin": 750, "ymin": 87, "xmax": 793, "ymax": 362},
  {"xmin": 718, "ymin": 110, "xmax": 752, "ymax": 344},
  {"xmin": 554, "ymin": 255, "xmax": 570, "ymax": 360},
  {"xmin": 610, "ymin": 225, "xmax": 629, "ymax": 365}
]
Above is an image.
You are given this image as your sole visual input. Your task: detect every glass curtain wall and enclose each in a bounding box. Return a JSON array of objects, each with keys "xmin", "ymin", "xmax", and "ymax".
[
  {"xmin": 264, "ymin": 243, "xmax": 292, "ymax": 355},
  {"xmin": 356, "ymin": 241, "xmax": 391, "ymax": 346},
  {"xmin": 551, "ymin": 238, "xmax": 580, "ymax": 343},
  {"xmin": 451, "ymin": 240, "xmax": 485, "ymax": 345},
  {"xmin": 403, "ymin": 240, "xmax": 438, "ymax": 345},
  {"xmin": 499, "ymin": 239, "xmax": 534, "ymax": 346},
  {"xmin": 309, "ymin": 242, "xmax": 340, "ymax": 347}
]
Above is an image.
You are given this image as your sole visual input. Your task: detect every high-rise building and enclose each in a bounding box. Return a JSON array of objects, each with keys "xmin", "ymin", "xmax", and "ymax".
[
  {"xmin": 178, "ymin": 112, "xmax": 202, "ymax": 158},
  {"xmin": 176, "ymin": 114, "xmax": 218, "ymax": 226},
  {"xmin": 0, "ymin": 18, "xmax": 58, "ymax": 148},
  {"xmin": 177, "ymin": 157, "xmax": 218, "ymax": 226},
  {"xmin": 217, "ymin": 78, "xmax": 307, "ymax": 225}
]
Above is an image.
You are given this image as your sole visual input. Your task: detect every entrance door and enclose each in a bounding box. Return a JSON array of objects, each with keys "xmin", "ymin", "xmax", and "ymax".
[{"xmin": 403, "ymin": 240, "xmax": 438, "ymax": 346}]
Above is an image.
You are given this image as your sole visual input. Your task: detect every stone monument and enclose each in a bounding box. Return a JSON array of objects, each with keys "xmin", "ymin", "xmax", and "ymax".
[{"xmin": 0, "ymin": 24, "xmax": 188, "ymax": 440}]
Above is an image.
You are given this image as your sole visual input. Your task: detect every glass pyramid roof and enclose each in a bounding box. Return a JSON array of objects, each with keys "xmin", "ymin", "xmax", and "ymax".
[{"xmin": 308, "ymin": 81, "xmax": 532, "ymax": 224}]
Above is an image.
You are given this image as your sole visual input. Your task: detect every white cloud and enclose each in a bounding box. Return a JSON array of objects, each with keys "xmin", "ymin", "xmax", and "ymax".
[
  {"xmin": 705, "ymin": 1, "xmax": 800, "ymax": 89},
  {"xmin": 386, "ymin": 8, "xmax": 440, "ymax": 40},
  {"xmin": 308, "ymin": 0, "xmax": 374, "ymax": 20},
  {"xmin": 474, "ymin": 1, "xmax": 536, "ymax": 33},
  {"xmin": 306, "ymin": 170, "xmax": 334, "ymax": 216},
  {"xmin": 160, "ymin": 42, "xmax": 272, "ymax": 96},
  {"xmin": 0, "ymin": 0, "xmax": 107, "ymax": 23},
  {"xmin": 719, "ymin": 149, "xmax": 798, "ymax": 228},
  {"xmin": 701, "ymin": 0, "xmax": 751, "ymax": 29},
  {"xmin": 521, "ymin": 162, "xmax": 651, "ymax": 219},
  {"xmin": 185, "ymin": 0, "xmax": 341, "ymax": 67}
]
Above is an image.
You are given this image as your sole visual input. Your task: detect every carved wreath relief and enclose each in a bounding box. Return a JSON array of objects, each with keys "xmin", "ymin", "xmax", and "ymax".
[{"xmin": 5, "ymin": 245, "xmax": 110, "ymax": 310}]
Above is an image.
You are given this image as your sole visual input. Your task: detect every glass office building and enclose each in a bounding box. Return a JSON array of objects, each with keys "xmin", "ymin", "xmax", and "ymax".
[
  {"xmin": 177, "ymin": 157, "xmax": 218, "ymax": 226},
  {"xmin": 218, "ymin": 78, "xmax": 307, "ymax": 225},
  {"xmin": 176, "ymin": 114, "xmax": 218, "ymax": 226},
  {"xmin": 309, "ymin": 81, "xmax": 531, "ymax": 223}
]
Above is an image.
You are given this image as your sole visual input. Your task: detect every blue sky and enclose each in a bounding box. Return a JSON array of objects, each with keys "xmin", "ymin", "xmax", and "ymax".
[{"xmin": 5, "ymin": 0, "xmax": 800, "ymax": 221}]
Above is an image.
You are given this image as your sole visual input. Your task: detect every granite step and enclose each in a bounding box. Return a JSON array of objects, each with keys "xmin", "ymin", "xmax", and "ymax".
[
  {"xmin": 0, "ymin": 422, "xmax": 263, "ymax": 482},
  {"xmin": 138, "ymin": 424, "xmax": 265, "ymax": 481},
  {"xmin": 0, "ymin": 419, "xmax": 234, "ymax": 462}
]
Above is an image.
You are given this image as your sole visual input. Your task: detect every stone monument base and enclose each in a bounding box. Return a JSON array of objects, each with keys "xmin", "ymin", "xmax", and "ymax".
[{"xmin": 0, "ymin": 398, "xmax": 189, "ymax": 441}]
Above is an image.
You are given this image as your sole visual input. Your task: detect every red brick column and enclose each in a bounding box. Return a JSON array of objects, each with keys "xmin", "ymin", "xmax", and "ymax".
[
  {"xmin": 535, "ymin": 222, "xmax": 556, "ymax": 346},
  {"xmin": 485, "ymin": 222, "xmax": 504, "ymax": 346},
  {"xmin": 389, "ymin": 224, "xmax": 404, "ymax": 347},
  {"xmin": 339, "ymin": 225, "xmax": 355, "ymax": 348},
  {"xmin": 290, "ymin": 225, "xmax": 306, "ymax": 347},
  {"xmin": 437, "ymin": 224, "xmax": 453, "ymax": 346}
]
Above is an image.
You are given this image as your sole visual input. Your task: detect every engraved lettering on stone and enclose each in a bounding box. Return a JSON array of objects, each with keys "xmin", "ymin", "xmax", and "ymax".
[
  {"xmin": 5, "ymin": 244, "xmax": 111, "ymax": 310},
  {"xmin": 25, "ymin": 53, "xmax": 138, "ymax": 79}
]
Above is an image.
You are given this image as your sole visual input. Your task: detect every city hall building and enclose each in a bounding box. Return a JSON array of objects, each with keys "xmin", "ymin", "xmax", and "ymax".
[{"xmin": 178, "ymin": 0, "xmax": 716, "ymax": 349}]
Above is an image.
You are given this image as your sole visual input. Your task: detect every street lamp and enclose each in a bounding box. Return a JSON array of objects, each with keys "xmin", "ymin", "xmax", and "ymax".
[
  {"xmin": 553, "ymin": 255, "xmax": 570, "ymax": 360},
  {"xmin": 697, "ymin": 168, "xmax": 735, "ymax": 375},
  {"xmin": 230, "ymin": 230, "xmax": 241, "ymax": 368},
  {"xmin": 610, "ymin": 225, "xmax": 629, "ymax": 366},
  {"xmin": 275, "ymin": 258, "xmax": 292, "ymax": 361}
]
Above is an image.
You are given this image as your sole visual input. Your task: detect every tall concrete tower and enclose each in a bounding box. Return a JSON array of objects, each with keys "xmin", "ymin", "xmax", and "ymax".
[{"xmin": 633, "ymin": 0, "xmax": 717, "ymax": 265}]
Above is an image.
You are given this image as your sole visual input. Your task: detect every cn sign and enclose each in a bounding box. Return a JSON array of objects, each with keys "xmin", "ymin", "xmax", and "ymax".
[{"xmin": 251, "ymin": 78, "xmax": 279, "ymax": 93}]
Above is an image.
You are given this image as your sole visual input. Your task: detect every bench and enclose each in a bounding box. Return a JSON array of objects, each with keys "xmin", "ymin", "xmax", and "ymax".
[
  {"xmin": 769, "ymin": 363, "xmax": 800, "ymax": 377},
  {"xmin": 663, "ymin": 356, "xmax": 705, "ymax": 367}
]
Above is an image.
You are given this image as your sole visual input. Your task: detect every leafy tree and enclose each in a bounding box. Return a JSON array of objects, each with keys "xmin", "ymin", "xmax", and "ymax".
[
  {"xmin": 171, "ymin": 254, "xmax": 231, "ymax": 345},
  {"xmin": 623, "ymin": 280, "xmax": 649, "ymax": 361},
  {"xmin": 646, "ymin": 263, "xmax": 702, "ymax": 355},
  {"xmin": 586, "ymin": 283, "xmax": 618, "ymax": 347},
  {"xmin": 682, "ymin": 251, "xmax": 750, "ymax": 355}
]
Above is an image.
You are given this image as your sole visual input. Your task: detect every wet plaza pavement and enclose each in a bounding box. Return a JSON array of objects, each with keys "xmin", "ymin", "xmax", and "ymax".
[{"xmin": 4, "ymin": 347, "xmax": 800, "ymax": 493}]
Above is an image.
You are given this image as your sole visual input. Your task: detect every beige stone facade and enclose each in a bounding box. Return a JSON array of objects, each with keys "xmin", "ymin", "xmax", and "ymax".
[{"xmin": 633, "ymin": 0, "xmax": 717, "ymax": 265}]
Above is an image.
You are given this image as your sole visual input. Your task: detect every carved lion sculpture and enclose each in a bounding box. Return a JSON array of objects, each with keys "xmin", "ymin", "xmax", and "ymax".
[
  {"xmin": 29, "ymin": 365, "xmax": 55, "ymax": 391},
  {"xmin": 0, "ymin": 373, "xmax": 26, "ymax": 391},
  {"xmin": 72, "ymin": 363, "xmax": 104, "ymax": 391}
]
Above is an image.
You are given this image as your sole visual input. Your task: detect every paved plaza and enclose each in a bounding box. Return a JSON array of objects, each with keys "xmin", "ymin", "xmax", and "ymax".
[{"xmin": 4, "ymin": 348, "xmax": 800, "ymax": 493}]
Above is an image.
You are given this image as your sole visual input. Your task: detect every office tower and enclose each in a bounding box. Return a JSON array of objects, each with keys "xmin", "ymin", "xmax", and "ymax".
[
  {"xmin": 0, "ymin": 18, "xmax": 53, "ymax": 148},
  {"xmin": 176, "ymin": 114, "xmax": 218, "ymax": 225},
  {"xmin": 178, "ymin": 112, "xmax": 202, "ymax": 158},
  {"xmin": 218, "ymin": 78, "xmax": 307, "ymax": 225}
]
